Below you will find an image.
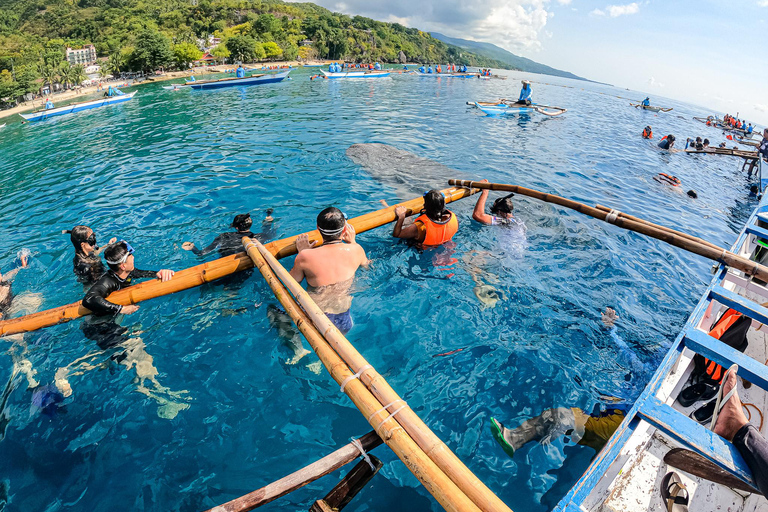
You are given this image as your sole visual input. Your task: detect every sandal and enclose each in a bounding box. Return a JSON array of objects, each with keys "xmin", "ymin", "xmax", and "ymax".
[
  {"xmin": 709, "ymin": 364, "xmax": 739, "ymax": 431},
  {"xmin": 677, "ymin": 380, "xmax": 718, "ymax": 407},
  {"xmin": 690, "ymin": 400, "xmax": 716, "ymax": 424},
  {"xmin": 661, "ymin": 471, "xmax": 689, "ymax": 512}
]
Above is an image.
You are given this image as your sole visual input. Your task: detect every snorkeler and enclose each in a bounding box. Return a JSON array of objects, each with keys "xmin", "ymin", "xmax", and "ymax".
[
  {"xmin": 182, "ymin": 210, "xmax": 275, "ymax": 258},
  {"xmin": 64, "ymin": 225, "xmax": 117, "ymax": 285},
  {"xmin": 658, "ymin": 134, "xmax": 676, "ymax": 150},
  {"xmin": 392, "ymin": 190, "xmax": 458, "ymax": 247},
  {"xmin": 471, "ymin": 179, "xmax": 516, "ymax": 226},
  {"xmin": 491, "ymin": 307, "xmax": 645, "ymax": 458}
]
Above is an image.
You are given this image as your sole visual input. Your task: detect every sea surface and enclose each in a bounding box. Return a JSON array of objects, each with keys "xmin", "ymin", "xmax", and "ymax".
[{"xmin": 0, "ymin": 67, "xmax": 759, "ymax": 512}]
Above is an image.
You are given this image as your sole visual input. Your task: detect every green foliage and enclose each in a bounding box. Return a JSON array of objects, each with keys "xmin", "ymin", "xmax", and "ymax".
[
  {"xmin": 225, "ymin": 34, "xmax": 258, "ymax": 62},
  {"xmin": 129, "ymin": 29, "xmax": 173, "ymax": 72},
  {"xmin": 262, "ymin": 41, "xmax": 281, "ymax": 60},
  {"xmin": 173, "ymin": 41, "xmax": 202, "ymax": 68}
]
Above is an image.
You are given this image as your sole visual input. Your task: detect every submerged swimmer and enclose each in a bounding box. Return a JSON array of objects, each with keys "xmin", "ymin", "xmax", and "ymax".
[
  {"xmin": 64, "ymin": 225, "xmax": 117, "ymax": 285},
  {"xmin": 182, "ymin": 210, "xmax": 275, "ymax": 257},
  {"xmin": 273, "ymin": 207, "xmax": 370, "ymax": 365}
]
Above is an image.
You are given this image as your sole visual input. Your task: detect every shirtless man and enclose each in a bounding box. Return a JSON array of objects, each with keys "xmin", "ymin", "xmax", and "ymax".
[{"xmin": 289, "ymin": 206, "xmax": 370, "ymax": 334}]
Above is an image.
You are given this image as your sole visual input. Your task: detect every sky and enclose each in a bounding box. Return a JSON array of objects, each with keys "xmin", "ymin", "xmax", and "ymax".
[{"xmin": 290, "ymin": 0, "xmax": 768, "ymax": 126}]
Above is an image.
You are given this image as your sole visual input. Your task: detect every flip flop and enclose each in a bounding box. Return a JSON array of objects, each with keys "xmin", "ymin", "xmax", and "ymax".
[
  {"xmin": 709, "ymin": 364, "xmax": 739, "ymax": 431},
  {"xmin": 490, "ymin": 418, "xmax": 516, "ymax": 458},
  {"xmin": 660, "ymin": 472, "xmax": 689, "ymax": 512},
  {"xmin": 690, "ymin": 400, "xmax": 716, "ymax": 424}
]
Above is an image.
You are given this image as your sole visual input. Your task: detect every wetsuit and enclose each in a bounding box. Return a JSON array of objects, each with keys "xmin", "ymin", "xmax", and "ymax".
[
  {"xmin": 83, "ymin": 269, "xmax": 158, "ymax": 316},
  {"xmin": 0, "ymin": 281, "xmax": 13, "ymax": 319},
  {"xmin": 191, "ymin": 226, "xmax": 275, "ymax": 258},
  {"xmin": 760, "ymin": 137, "xmax": 768, "ymax": 161},
  {"xmin": 73, "ymin": 254, "xmax": 107, "ymax": 285},
  {"xmin": 658, "ymin": 138, "xmax": 673, "ymax": 150},
  {"xmin": 733, "ymin": 425, "xmax": 768, "ymax": 496}
]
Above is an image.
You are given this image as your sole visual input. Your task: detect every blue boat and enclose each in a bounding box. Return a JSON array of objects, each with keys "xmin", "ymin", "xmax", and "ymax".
[
  {"xmin": 475, "ymin": 101, "xmax": 567, "ymax": 117},
  {"xmin": 20, "ymin": 91, "xmax": 136, "ymax": 122},
  {"xmin": 319, "ymin": 69, "xmax": 390, "ymax": 79},
  {"xmin": 162, "ymin": 70, "xmax": 290, "ymax": 90},
  {"xmin": 555, "ymin": 159, "xmax": 768, "ymax": 511}
]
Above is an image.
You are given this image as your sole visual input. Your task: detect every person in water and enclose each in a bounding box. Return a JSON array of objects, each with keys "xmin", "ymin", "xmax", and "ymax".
[
  {"xmin": 182, "ymin": 210, "xmax": 275, "ymax": 258},
  {"xmin": 515, "ymin": 80, "xmax": 532, "ymax": 106},
  {"xmin": 393, "ymin": 190, "xmax": 459, "ymax": 247},
  {"xmin": 270, "ymin": 208, "xmax": 370, "ymax": 366},
  {"xmin": 471, "ymin": 179, "xmax": 516, "ymax": 226},
  {"xmin": 491, "ymin": 308, "xmax": 645, "ymax": 458},
  {"xmin": 65, "ymin": 225, "xmax": 118, "ymax": 285},
  {"xmin": 236, "ymin": 64, "xmax": 245, "ymax": 78},
  {"xmin": 713, "ymin": 368, "xmax": 768, "ymax": 496},
  {"xmin": 658, "ymin": 134, "xmax": 676, "ymax": 150},
  {"xmin": 642, "ymin": 126, "xmax": 653, "ymax": 139},
  {"xmin": 641, "ymin": 97, "xmax": 650, "ymax": 107}
]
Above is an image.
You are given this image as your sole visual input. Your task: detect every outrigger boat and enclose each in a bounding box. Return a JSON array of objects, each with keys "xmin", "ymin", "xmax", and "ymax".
[
  {"xmin": 161, "ymin": 70, "xmax": 290, "ymax": 90},
  {"xmin": 468, "ymin": 100, "xmax": 567, "ymax": 117},
  {"xmin": 630, "ymin": 102, "xmax": 673, "ymax": 112},
  {"xmin": 319, "ymin": 69, "xmax": 390, "ymax": 79},
  {"xmin": 416, "ymin": 72, "xmax": 479, "ymax": 78},
  {"xmin": 20, "ymin": 91, "xmax": 136, "ymax": 122}
]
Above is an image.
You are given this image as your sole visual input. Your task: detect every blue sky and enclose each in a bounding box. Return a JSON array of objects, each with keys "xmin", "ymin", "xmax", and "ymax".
[{"xmin": 294, "ymin": 0, "xmax": 768, "ymax": 126}]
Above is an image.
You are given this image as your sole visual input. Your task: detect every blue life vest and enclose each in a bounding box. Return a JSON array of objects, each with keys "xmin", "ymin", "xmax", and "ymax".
[
  {"xmin": 427, "ymin": 67, "xmax": 433, "ymax": 74},
  {"xmin": 374, "ymin": 62, "xmax": 381, "ymax": 70},
  {"xmin": 236, "ymin": 67, "xmax": 245, "ymax": 78},
  {"xmin": 329, "ymin": 63, "xmax": 335, "ymax": 72},
  {"xmin": 419, "ymin": 66, "xmax": 425, "ymax": 73}
]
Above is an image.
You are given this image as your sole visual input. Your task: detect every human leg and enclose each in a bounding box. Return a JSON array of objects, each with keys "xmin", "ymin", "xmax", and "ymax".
[{"xmin": 491, "ymin": 407, "xmax": 588, "ymax": 457}]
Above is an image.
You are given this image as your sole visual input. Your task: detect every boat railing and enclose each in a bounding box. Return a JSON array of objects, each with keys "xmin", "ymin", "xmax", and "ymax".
[{"xmin": 555, "ymin": 188, "xmax": 768, "ymax": 510}]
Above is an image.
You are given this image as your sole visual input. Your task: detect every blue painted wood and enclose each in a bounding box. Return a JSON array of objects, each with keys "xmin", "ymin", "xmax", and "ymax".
[
  {"xmin": 708, "ymin": 285, "xmax": 768, "ymax": 325},
  {"xmin": 637, "ymin": 396, "xmax": 756, "ymax": 487},
  {"xmin": 684, "ymin": 328, "xmax": 768, "ymax": 390},
  {"xmin": 745, "ymin": 224, "xmax": 768, "ymax": 241}
]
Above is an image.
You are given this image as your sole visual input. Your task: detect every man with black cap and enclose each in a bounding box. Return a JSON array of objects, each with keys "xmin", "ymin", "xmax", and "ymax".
[
  {"xmin": 658, "ymin": 134, "xmax": 676, "ymax": 150},
  {"xmin": 182, "ymin": 210, "xmax": 275, "ymax": 258}
]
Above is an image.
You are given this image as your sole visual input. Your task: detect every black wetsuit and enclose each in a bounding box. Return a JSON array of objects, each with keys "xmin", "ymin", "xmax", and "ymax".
[
  {"xmin": 0, "ymin": 281, "xmax": 12, "ymax": 319},
  {"xmin": 73, "ymin": 253, "xmax": 107, "ymax": 285},
  {"xmin": 83, "ymin": 268, "xmax": 158, "ymax": 316},
  {"xmin": 658, "ymin": 139, "xmax": 673, "ymax": 150},
  {"xmin": 192, "ymin": 225, "xmax": 275, "ymax": 258}
]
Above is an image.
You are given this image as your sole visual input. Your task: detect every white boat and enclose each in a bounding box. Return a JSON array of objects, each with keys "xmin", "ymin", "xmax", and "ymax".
[
  {"xmin": 415, "ymin": 72, "xmax": 478, "ymax": 78},
  {"xmin": 0, "ymin": 123, "xmax": 5, "ymax": 129},
  {"xmin": 555, "ymin": 158, "xmax": 768, "ymax": 512},
  {"xmin": 20, "ymin": 92, "xmax": 136, "ymax": 122},
  {"xmin": 319, "ymin": 69, "xmax": 390, "ymax": 79}
]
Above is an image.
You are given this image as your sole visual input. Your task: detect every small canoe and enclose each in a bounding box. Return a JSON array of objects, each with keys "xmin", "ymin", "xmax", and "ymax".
[
  {"xmin": 319, "ymin": 69, "xmax": 390, "ymax": 79},
  {"xmin": 476, "ymin": 102, "xmax": 567, "ymax": 117},
  {"xmin": 163, "ymin": 70, "xmax": 290, "ymax": 90},
  {"xmin": 20, "ymin": 91, "xmax": 136, "ymax": 122},
  {"xmin": 630, "ymin": 102, "xmax": 673, "ymax": 112}
]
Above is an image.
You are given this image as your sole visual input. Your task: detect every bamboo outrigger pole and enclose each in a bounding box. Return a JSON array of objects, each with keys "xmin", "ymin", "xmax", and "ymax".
[
  {"xmin": 242, "ymin": 238, "xmax": 484, "ymax": 512},
  {"xmin": 449, "ymin": 179, "xmax": 768, "ymax": 282},
  {"xmin": 0, "ymin": 186, "xmax": 477, "ymax": 337},
  {"xmin": 243, "ymin": 238, "xmax": 512, "ymax": 512}
]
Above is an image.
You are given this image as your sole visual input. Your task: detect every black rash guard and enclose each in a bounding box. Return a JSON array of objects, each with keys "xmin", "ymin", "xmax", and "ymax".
[
  {"xmin": 83, "ymin": 268, "xmax": 158, "ymax": 316},
  {"xmin": 0, "ymin": 281, "xmax": 13, "ymax": 319},
  {"xmin": 73, "ymin": 254, "xmax": 107, "ymax": 285},
  {"xmin": 191, "ymin": 227, "xmax": 273, "ymax": 258}
]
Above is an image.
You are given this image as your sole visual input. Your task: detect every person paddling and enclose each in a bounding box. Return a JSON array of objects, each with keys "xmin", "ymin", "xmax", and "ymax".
[{"xmin": 641, "ymin": 97, "xmax": 650, "ymax": 107}]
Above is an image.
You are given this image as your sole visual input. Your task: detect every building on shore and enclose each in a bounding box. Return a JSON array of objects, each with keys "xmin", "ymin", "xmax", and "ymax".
[{"xmin": 66, "ymin": 45, "xmax": 97, "ymax": 66}]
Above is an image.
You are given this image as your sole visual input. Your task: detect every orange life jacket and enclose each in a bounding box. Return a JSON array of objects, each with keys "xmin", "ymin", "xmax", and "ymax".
[
  {"xmin": 701, "ymin": 309, "xmax": 746, "ymax": 382},
  {"xmin": 642, "ymin": 127, "xmax": 653, "ymax": 138},
  {"xmin": 657, "ymin": 173, "xmax": 681, "ymax": 186},
  {"xmin": 415, "ymin": 212, "xmax": 458, "ymax": 246}
]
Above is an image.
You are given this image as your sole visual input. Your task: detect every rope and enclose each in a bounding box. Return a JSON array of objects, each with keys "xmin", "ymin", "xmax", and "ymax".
[
  {"xmin": 605, "ymin": 209, "xmax": 620, "ymax": 223},
  {"xmin": 350, "ymin": 437, "xmax": 376, "ymax": 471},
  {"xmin": 376, "ymin": 405, "xmax": 408, "ymax": 432},
  {"xmin": 742, "ymin": 401, "xmax": 765, "ymax": 432},
  {"xmin": 366, "ymin": 399, "xmax": 406, "ymax": 423},
  {"xmin": 340, "ymin": 364, "xmax": 372, "ymax": 393}
]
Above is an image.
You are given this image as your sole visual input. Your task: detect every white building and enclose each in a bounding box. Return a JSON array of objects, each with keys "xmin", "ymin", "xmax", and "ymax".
[{"xmin": 66, "ymin": 45, "xmax": 97, "ymax": 66}]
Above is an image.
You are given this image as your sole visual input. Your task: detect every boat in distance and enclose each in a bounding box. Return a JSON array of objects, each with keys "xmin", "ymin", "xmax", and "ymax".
[
  {"xmin": 20, "ymin": 91, "xmax": 137, "ymax": 122},
  {"xmin": 162, "ymin": 70, "xmax": 290, "ymax": 90},
  {"xmin": 319, "ymin": 69, "xmax": 390, "ymax": 79}
]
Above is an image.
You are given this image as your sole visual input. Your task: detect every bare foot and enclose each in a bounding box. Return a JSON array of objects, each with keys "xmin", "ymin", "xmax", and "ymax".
[{"xmin": 713, "ymin": 371, "xmax": 749, "ymax": 441}]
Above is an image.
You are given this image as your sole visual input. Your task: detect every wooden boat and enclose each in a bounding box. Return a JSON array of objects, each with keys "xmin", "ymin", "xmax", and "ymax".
[
  {"xmin": 416, "ymin": 72, "xmax": 479, "ymax": 78},
  {"xmin": 629, "ymin": 102, "xmax": 673, "ymax": 112},
  {"xmin": 473, "ymin": 101, "xmax": 567, "ymax": 117},
  {"xmin": 161, "ymin": 70, "xmax": 290, "ymax": 90},
  {"xmin": 20, "ymin": 91, "xmax": 137, "ymax": 122},
  {"xmin": 685, "ymin": 147, "xmax": 758, "ymax": 159},
  {"xmin": 319, "ymin": 69, "xmax": 390, "ymax": 79},
  {"xmin": 735, "ymin": 138, "xmax": 760, "ymax": 148}
]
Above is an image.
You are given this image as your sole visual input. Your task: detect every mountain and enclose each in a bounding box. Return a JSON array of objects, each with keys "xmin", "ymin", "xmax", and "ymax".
[{"xmin": 430, "ymin": 32, "xmax": 587, "ymax": 81}]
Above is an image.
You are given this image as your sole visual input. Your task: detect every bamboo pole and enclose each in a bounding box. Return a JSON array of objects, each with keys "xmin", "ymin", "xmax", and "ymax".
[
  {"xmin": 0, "ymin": 186, "xmax": 477, "ymax": 337},
  {"xmin": 245, "ymin": 238, "xmax": 512, "ymax": 512},
  {"xmin": 592, "ymin": 205, "xmax": 722, "ymax": 251},
  {"xmin": 448, "ymin": 179, "xmax": 768, "ymax": 282},
  {"xmin": 207, "ymin": 431, "xmax": 383, "ymax": 512},
  {"xmin": 242, "ymin": 239, "xmax": 482, "ymax": 512}
]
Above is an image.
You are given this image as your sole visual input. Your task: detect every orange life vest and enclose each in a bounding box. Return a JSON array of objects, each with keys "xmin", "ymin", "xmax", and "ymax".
[
  {"xmin": 701, "ymin": 309, "xmax": 746, "ymax": 382},
  {"xmin": 657, "ymin": 173, "xmax": 680, "ymax": 186},
  {"xmin": 642, "ymin": 127, "xmax": 653, "ymax": 138},
  {"xmin": 415, "ymin": 212, "xmax": 458, "ymax": 246}
]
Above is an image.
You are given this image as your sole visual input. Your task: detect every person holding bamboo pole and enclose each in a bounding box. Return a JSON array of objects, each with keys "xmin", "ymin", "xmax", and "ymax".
[
  {"xmin": 393, "ymin": 190, "xmax": 458, "ymax": 247},
  {"xmin": 181, "ymin": 210, "xmax": 275, "ymax": 258}
]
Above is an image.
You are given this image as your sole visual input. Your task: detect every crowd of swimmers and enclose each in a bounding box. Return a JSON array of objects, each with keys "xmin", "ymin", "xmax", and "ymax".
[
  {"xmin": 328, "ymin": 62, "xmax": 382, "ymax": 73},
  {"xmin": 417, "ymin": 64, "xmax": 469, "ymax": 74}
]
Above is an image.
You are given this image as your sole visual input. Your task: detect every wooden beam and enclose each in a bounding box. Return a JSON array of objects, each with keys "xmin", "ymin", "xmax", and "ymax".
[{"xmin": 309, "ymin": 455, "xmax": 383, "ymax": 512}]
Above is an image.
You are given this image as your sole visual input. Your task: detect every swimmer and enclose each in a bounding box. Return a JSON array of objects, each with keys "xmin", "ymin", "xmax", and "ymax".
[
  {"xmin": 64, "ymin": 225, "xmax": 117, "ymax": 285},
  {"xmin": 182, "ymin": 210, "xmax": 275, "ymax": 257},
  {"xmin": 687, "ymin": 190, "xmax": 698, "ymax": 199},
  {"xmin": 393, "ymin": 190, "xmax": 458, "ymax": 247},
  {"xmin": 471, "ymin": 179, "xmax": 516, "ymax": 226},
  {"xmin": 654, "ymin": 173, "xmax": 682, "ymax": 187},
  {"xmin": 274, "ymin": 207, "xmax": 370, "ymax": 365},
  {"xmin": 642, "ymin": 126, "xmax": 653, "ymax": 139},
  {"xmin": 658, "ymin": 134, "xmax": 676, "ymax": 150}
]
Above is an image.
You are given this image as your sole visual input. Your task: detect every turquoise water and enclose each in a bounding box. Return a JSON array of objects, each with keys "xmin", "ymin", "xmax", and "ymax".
[{"xmin": 0, "ymin": 67, "xmax": 758, "ymax": 511}]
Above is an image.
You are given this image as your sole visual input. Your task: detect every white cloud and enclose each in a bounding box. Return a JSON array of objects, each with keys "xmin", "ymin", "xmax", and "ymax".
[
  {"xmin": 755, "ymin": 103, "xmax": 768, "ymax": 113},
  {"xmin": 759, "ymin": 0, "xmax": 768, "ymax": 6},
  {"xmin": 607, "ymin": 3, "xmax": 640, "ymax": 17},
  {"xmin": 647, "ymin": 76, "xmax": 664, "ymax": 88},
  {"xmin": 591, "ymin": 8, "xmax": 606, "ymax": 15},
  {"xmin": 556, "ymin": 0, "xmax": 572, "ymax": 4}
]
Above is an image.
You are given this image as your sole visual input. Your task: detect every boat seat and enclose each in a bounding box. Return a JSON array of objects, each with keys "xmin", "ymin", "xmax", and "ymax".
[{"xmin": 745, "ymin": 224, "xmax": 768, "ymax": 242}]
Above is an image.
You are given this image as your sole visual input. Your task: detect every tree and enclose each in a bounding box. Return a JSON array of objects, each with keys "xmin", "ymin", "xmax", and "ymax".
[
  {"xmin": 297, "ymin": 45, "xmax": 317, "ymax": 62},
  {"xmin": 253, "ymin": 14, "xmax": 281, "ymax": 37},
  {"xmin": 225, "ymin": 35, "xmax": 259, "ymax": 62},
  {"xmin": 105, "ymin": 53, "xmax": 122, "ymax": 76},
  {"xmin": 173, "ymin": 42, "xmax": 202, "ymax": 69},
  {"xmin": 281, "ymin": 42, "xmax": 299, "ymax": 62},
  {"xmin": 129, "ymin": 29, "xmax": 173, "ymax": 72},
  {"xmin": 262, "ymin": 41, "xmax": 282, "ymax": 60},
  {"xmin": 210, "ymin": 44, "xmax": 230, "ymax": 64}
]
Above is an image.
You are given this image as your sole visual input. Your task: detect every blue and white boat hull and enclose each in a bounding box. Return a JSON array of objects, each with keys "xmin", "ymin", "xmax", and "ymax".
[{"xmin": 20, "ymin": 91, "xmax": 136, "ymax": 122}]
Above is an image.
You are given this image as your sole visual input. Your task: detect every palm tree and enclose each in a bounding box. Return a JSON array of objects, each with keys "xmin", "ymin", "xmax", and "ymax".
[
  {"xmin": 37, "ymin": 61, "xmax": 59, "ymax": 94},
  {"xmin": 58, "ymin": 62, "xmax": 74, "ymax": 90},
  {"xmin": 71, "ymin": 65, "xmax": 87, "ymax": 87},
  {"xmin": 105, "ymin": 53, "xmax": 122, "ymax": 77}
]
